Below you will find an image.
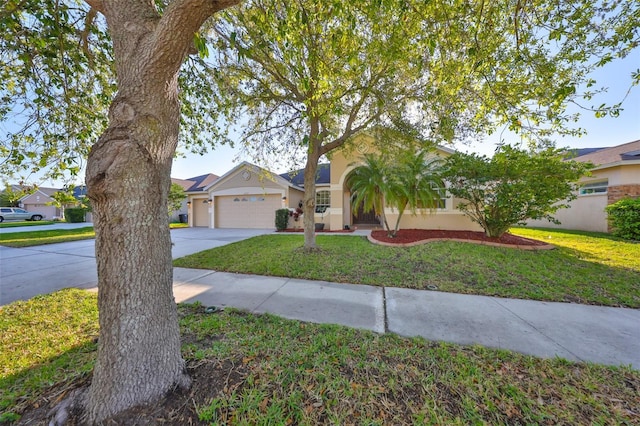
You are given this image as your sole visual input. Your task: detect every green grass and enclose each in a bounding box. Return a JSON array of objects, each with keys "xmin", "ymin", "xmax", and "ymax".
[
  {"xmin": 0, "ymin": 221, "xmax": 55, "ymax": 228},
  {"xmin": 0, "ymin": 227, "xmax": 96, "ymax": 247},
  {"xmin": 2, "ymin": 290, "xmax": 639, "ymax": 424},
  {"xmin": 169, "ymin": 222, "xmax": 189, "ymax": 229},
  {"xmin": 174, "ymin": 228, "xmax": 640, "ymax": 308},
  {"xmin": 0, "ymin": 290, "xmax": 98, "ymax": 421},
  {"xmin": 0, "ymin": 223, "xmax": 188, "ymax": 247}
]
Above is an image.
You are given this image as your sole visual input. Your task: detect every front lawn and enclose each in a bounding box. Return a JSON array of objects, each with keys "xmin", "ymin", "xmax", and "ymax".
[
  {"xmin": 2, "ymin": 290, "xmax": 638, "ymax": 424},
  {"xmin": 174, "ymin": 228, "xmax": 640, "ymax": 308}
]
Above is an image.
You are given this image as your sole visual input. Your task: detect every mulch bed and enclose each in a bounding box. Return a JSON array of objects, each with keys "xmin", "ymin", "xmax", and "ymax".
[{"xmin": 370, "ymin": 229, "xmax": 551, "ymax": 248}]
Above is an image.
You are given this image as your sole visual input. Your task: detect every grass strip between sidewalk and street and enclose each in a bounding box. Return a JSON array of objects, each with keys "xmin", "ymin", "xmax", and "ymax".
[
  {"xmin": 173, "ymin": 228, "xmax": 640, "ymax": 308},
  {"xmin": 0, "ymin": 221, "xmax": 55, "ymax": 229},
  {"xmin": 1, "ymin": 289, "xmax": 638, "ymax": 424},
  {"xmin": 0, "ymin": 227, "xmax": 96, "ymax": 247}
]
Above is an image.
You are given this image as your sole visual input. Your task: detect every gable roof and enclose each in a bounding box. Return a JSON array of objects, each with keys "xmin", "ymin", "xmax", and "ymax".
[
  {"xmin": 171, "ymin": 178, "xmax": 196, "ymax": 192},
  {"xmin": 205, "ymin": 161, "xmax": 300, "ymax": 191},
  {"xmin": 18, "ymin": 186, "xmax": 60, "ymax": 202},
  {"xmin": 171, "ymin": 173, "xmax": 219, "ymax": 192},
  {"xmin": 571, "ymin": 140, "xmax": 640, "ymax": 166},
  {"xmin": 280, "ymin": 163, "xmax": 330, "ymax": 186}
]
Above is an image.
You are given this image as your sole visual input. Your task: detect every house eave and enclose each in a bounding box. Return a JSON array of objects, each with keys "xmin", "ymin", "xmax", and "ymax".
[{"xmin": 590, "ymin": 159, "xmax": 640, "ymax": 171}]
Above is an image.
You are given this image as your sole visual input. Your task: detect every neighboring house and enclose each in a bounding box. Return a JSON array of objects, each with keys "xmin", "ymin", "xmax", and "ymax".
[
  {"xmin": 18, "ymin": 186, "xmax": 61, "ymax": 219},
  {"xmin": 182, "ymin": 135, "xmax": 480, "ymax": 231},
  {"xmin": 527, "ymin": 139, "xmax": 640, "ymax": 233}
]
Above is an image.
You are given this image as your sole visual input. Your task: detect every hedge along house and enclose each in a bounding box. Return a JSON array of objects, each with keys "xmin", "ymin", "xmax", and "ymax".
[
  {"xmin": 202, "ymin": 162, "xmax": 306, "ymax": 229},
  {"xmin": 325, "ymin": 134, "xmax": 481, "ymax": 232},
  {"xmin": 527, "ymin": 140, "xmax": 640, "ymax": 233}
]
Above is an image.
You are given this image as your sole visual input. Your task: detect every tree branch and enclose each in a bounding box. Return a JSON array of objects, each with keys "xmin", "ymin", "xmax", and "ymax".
[
  {"xmin": 84, "ymin": 0, "xmax": 105, "ymax": 14},
  {"xmin": 149, "ymin": 0, "xmax": 241, "ymax": 79}
]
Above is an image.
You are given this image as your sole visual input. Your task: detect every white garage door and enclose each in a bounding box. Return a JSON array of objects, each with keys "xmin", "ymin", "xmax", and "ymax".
[{"xmin": 215, "ymin": 194, "xmax": 281, "ymax": 228}]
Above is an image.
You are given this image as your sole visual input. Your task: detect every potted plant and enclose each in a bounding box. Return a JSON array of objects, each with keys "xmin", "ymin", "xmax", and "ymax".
[{"xmin": 315, "ymin": 206, "xmax": 326, "ymax": 231}]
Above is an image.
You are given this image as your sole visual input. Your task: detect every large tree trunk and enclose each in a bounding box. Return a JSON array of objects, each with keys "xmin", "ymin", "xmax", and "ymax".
[
  {"xmin": 82, "ymin": 0, "xmax": 239, "ymax": 423},
  {"xmin": 85, "ymin": 86, "xmax": 187, "ymax": 422}
]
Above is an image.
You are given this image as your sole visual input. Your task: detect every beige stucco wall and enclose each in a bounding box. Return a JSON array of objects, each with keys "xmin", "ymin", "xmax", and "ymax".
[
  {"xmin": 213, "ymin": 169, "xmax": 284, "ymax": 192},
  {"xmin": 207, "ymin": 167, "xmax": 293, "ymax": 228},
  {"xmin": 526, "ymin": 194, "xmax": 609, "ymax": 233},
  {"xmin": 387, "ymin": 210, "xmax": 483, "ymax": 232},
  {"xmin": 19, "ymin": 192, "xmax": 59, "ymax": 219}
]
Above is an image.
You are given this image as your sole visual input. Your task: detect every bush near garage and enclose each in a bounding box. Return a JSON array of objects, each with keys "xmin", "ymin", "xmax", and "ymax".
[
  {"xmin": 64, "ymin": 207, "xmax": 86, "ymax": 223},
  {"xmin": 275, "ymin": 208, "xmax": 290, "ymax": 231},
  {"xmin": 605, "ymin": 197, "xmax": 640, "ymax": 241}
]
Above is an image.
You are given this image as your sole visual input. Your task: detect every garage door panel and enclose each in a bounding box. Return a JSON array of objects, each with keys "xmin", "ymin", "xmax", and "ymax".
[
  {"xmin": 215, "ymin": 194, "xmax": 280, "ymax": 228},
  {"xmin": 193, "ymin": 199, "xmax": 210, "ymax": 227}
]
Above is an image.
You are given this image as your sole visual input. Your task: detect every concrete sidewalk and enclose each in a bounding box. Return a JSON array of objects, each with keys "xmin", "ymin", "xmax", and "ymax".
[{"xmin": 172, "ymin": 268, "xmax": 640, "ymax": 370}]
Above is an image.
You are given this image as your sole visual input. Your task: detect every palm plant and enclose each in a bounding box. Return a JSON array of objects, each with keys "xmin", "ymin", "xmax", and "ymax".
[
  {"xmin": 346, "ymin": 154, "xmax": 392, "ymax": 231},
  {"xmin": 387, "ymin": 151, "xmax": 444, "ymax": 236},
  {"xmin": 347, "ymin": 150, "xmax": 444, "ymax": 237}
]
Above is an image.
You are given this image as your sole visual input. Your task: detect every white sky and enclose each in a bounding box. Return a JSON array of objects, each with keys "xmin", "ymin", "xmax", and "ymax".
[{"xmin": 172, "ymin": 53, "xmax": 640, "ymax": 180}]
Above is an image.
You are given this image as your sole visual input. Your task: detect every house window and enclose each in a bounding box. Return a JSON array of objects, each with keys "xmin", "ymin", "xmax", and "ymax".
[
  {"xmin": 417, "ymin": 183, "xmax": 447, "ymax": 209},
  {"xmin": 579, "ymin": 180, "xmax": 608, "ymax": 195},
  {"xmin": 315, "ymin": 190, "xmax": 330, "ymax": 213}
]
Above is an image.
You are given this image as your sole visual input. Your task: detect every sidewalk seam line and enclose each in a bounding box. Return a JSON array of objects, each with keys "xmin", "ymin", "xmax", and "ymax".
[
  {"xmin": 492, "ymin": 299, "xmax": 585, "ymax": 363},
  {"xmin": 383, "ymin": 287, "xmax": 389, "ymax": 333},
  {"xmin": 252, "ymin": 277, "xmax": 290, "ymax": 313},
  {"xmin": 173, "ymin": 269, "xmax": 217, "ymax": 286}
]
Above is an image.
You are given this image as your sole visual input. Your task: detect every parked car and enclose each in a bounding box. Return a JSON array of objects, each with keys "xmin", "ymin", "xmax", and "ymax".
[{"xmin": 0, "ymin": 207, "xmax": 45, "ymax": 222}]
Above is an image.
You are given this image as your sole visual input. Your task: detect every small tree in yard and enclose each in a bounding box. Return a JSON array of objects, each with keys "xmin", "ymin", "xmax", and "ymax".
[
  {"xmin": 168, "ymin": 183, "xmax": 187, "ymax": 216},
  {"xmin": 48, "ymin": 190, "xmax": 80, "ymax": 220},
  {"xmin": 442, "ymin": 145, "xmax": 591, "ymax": 238}
]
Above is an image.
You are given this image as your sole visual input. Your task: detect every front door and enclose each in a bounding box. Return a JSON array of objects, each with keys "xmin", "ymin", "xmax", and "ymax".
[{"xmin": 352, "ymin": 202, "xmax": 378, "ymax": 224}]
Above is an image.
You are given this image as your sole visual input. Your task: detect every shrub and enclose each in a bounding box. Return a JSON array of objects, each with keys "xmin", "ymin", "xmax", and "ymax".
[
  {"xmin": 442, "ymin": 145, "xmax": 591, "ymax": 238},
  {"xmin": 275, "ymin": 208, "xmax": 290, "ymax": 231},
  {"xmin": 605, "ymin": 197, "xmax": 640, "ymax": 241},
  {"xmin": 64, "ymin": 207, "xmax": 86, "ymax": 223}
]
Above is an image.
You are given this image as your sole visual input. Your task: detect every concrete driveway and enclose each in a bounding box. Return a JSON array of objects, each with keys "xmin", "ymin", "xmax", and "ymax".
[{"xmin": 0, "ymin": 227, "xmax": 272, "ymax": 305}]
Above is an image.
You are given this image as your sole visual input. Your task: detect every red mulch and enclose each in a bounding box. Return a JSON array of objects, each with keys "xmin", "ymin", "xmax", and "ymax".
[{"xmin": 371, "ymin": 229, "xmax": 549, "ymax": 246}]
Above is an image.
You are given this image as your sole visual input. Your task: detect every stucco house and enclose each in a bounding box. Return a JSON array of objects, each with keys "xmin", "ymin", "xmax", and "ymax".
[
  {"xmin": 527, "ymin": 139, "xmax": 640, "ymax": 233},
  {"xmin": 179, "ymin": 136, "xmax": 480, "ymax": 231},
  {"xmin": 17, "ymin": 186, "xmax": 62, "ymax": 219}
]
